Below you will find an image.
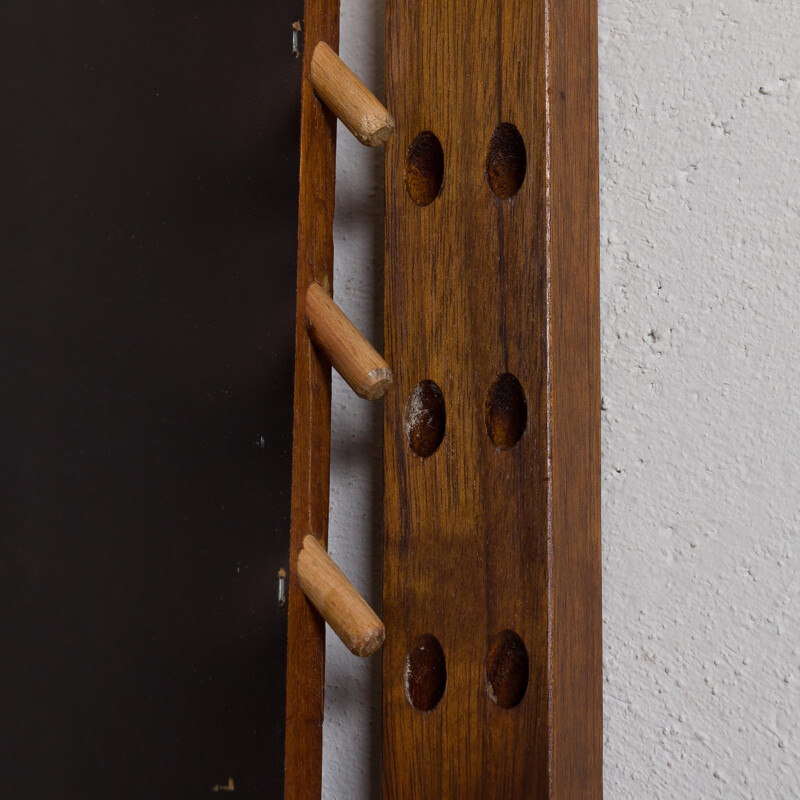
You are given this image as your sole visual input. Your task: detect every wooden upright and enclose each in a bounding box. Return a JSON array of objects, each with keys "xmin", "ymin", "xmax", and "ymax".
[
  {"xmin": 382, "ymin": 0, "xmax": 601, "ymax": 798},
  {"xmin": 284, "ymin": 2, "xmax": 339, "ymax": 799},
  {"xmin": 286, "ymin": 0, "xmax": 600, "ymax": 795}
]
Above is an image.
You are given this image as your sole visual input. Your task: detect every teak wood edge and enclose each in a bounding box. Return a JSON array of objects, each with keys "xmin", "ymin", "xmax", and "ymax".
[
  {"xmin": 548, "ymin": 0, "xmax": 602, "ymax": 794},
  {"xmin": 283, "ymin": 2, "xmax": 340, "ymax": 799}
]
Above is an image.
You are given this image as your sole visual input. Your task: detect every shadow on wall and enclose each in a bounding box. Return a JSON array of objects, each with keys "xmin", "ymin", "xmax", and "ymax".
[{"xmin": 323, "ymin": 1, "xmax": 386, "ymax": 799}]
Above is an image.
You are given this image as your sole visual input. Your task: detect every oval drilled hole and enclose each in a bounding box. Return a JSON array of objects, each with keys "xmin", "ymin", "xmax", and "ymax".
[
  {"xmin": 485, "ymin": 373, "xmax": 527, "ymax": 449},
  {"xmin": 405, "ymin": 634, "xmax": 447, "ymax": 711},
  {"xmin": 405, "ymin": 379, "xmax": 446, "ymax": 457},
  {"xmin": 486, "ymin": 122, "xmax": 527, "ymax": 198},
  {"xmin": 487, "ymin": 630, "xmax": 529, "ymax": 709},
  {"xmin": 405, "ymin": 131, "xmax": 444, "ymax": 206}
]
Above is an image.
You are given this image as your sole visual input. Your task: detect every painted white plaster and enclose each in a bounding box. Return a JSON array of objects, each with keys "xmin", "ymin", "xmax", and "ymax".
[
  {"xmin": 600, "ymin": 1, "xmax": 799, "ymax": 796},
  {"xmin": 323, "ymin": 1, "xmax": 800, "ymax": 797}
]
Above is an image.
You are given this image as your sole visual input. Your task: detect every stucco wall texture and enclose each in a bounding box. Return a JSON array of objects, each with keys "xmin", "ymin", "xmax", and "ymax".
[{"xmin": 321, "ymin": 1, "xmax": 800, "ymax": 797}]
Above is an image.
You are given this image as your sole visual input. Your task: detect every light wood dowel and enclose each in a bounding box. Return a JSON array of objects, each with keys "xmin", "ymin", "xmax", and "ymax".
[
  {"xmin": 304, "ymin": 282, "xmax": 392, "ymax": 400},
  {"xmin": 309, "ymin": 41, "xmax": 395, "ymax": 147},
  {"xmin": 296, "ymin": 535, "xmax": 385, "ymax": 657}
]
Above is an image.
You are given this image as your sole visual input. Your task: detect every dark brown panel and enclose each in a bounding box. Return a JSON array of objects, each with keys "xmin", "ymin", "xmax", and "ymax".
[{"xmin": 0, "ymin": 1, "xmax": 302, "ymax": 796}]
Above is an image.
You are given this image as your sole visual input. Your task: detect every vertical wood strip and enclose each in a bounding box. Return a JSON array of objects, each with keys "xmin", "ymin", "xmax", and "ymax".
[
  {"xmin": 383, "ymin": 0, "xmax": 550, "ymax": 796},
  {"xmin": 547, "ymin": 0, "xmax": 603, "ymax": 794},
  {"xmin": 284, "ymin": 0, "xmax": 340, "ymax": 798}
]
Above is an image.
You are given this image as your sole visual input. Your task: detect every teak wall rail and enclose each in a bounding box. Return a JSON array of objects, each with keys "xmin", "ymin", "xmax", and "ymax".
[
  {"xmin": 284, "ymin": 0, "xmax": 600, "ymax": 796},
  {"xmin": 283, "ymin": 2, "xmax": 339, "ymax": 798}
]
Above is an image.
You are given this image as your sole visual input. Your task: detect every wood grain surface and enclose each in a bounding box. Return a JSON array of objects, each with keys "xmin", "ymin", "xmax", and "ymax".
[
  {"xmin": 548, "ymin": 0, "xmax": 603, "ymax": 794},
  {"xmin": 382, "ymin": 0, "xmax": 601, "ymax": 796},
  {"xmin": 283, "ymin": 1, "xmax": 340, "ymax": 798}
]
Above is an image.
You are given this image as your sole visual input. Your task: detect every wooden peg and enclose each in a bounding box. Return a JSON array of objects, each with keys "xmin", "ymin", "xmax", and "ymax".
[
  {"xmin": 296, "ymin": 535, "xmax": 385, "ymax": 657},
  {"xmin": 304, "ymin": 282, "xmax": 392, "ymax": 400},
  {"xmin": 309, "ymin": 41, "xmax": 395, "ymax": 147}
]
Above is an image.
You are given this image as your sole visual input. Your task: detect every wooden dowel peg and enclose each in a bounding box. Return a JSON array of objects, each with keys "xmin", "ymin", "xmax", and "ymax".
[
  {"xmin": 304, "ymin": 282, "xmax": 392, "ymax": 400},
  {"xmin": 309, "ymin": 41, "xmax": 395, "ymax": 147},
  {"xmin": 296, "ymin": 535, "xmax": 385, "ymax": 657}
]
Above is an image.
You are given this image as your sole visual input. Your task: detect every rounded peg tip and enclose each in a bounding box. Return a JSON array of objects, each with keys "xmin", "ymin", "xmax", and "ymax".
[
  {"xmin": 296, "ymin": 535, "xmax": 385, "ymax": 657},
  {"xmin": 309, "ymin": 41, "xmax": 395, "ymax": 148},
  {"xmin": 304, "ymin": 282, "xmax": 392, "ymax": 401}
]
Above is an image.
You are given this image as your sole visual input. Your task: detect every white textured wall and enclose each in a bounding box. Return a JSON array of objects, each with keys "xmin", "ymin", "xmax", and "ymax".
[
  {"xmin": 600, "ymin": 1, "xmax": 799, "ymax": 797},
  {"xmin": 323, "ymin": 1, "xmax": 800, "ymax": 797}
]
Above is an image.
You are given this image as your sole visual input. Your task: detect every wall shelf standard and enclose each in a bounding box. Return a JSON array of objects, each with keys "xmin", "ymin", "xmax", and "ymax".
[{"xmin": 285, "ymin": 0, "xmax": 600, "ymax": 796}]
